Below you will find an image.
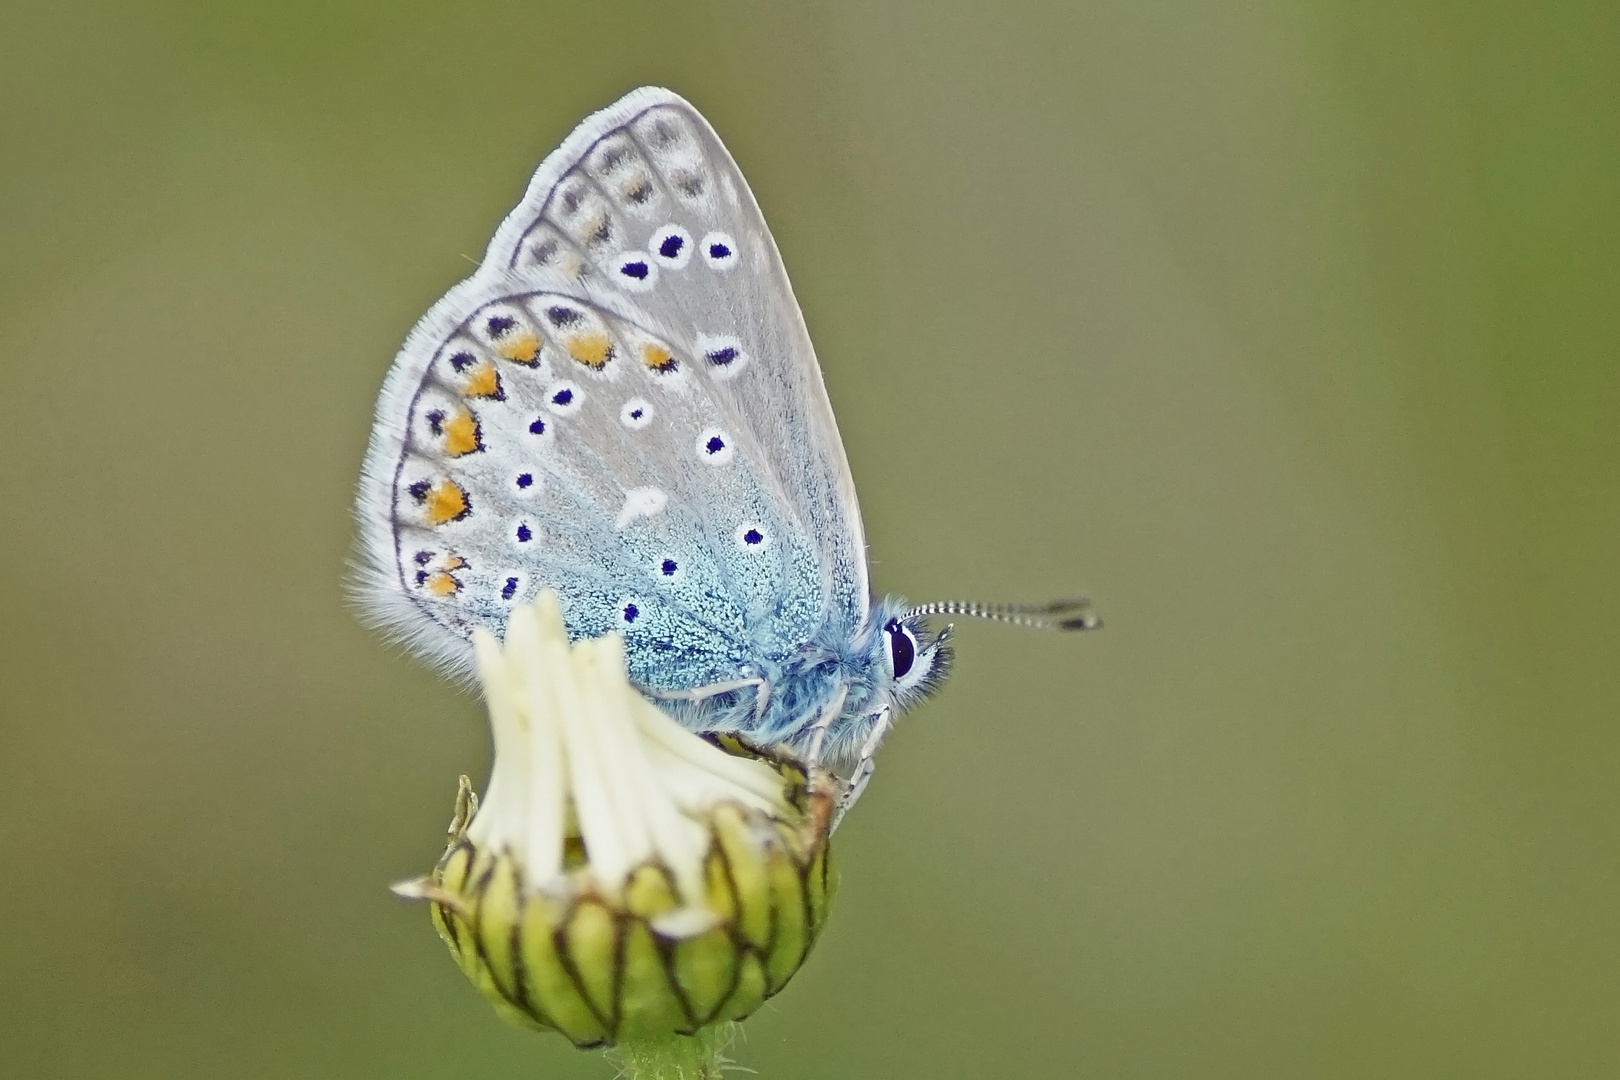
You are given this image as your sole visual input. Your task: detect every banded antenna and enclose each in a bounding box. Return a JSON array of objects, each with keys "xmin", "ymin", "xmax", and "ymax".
[{"xmin": 902, "ymin": 596, "xmax": 1101, "ymax": 632}]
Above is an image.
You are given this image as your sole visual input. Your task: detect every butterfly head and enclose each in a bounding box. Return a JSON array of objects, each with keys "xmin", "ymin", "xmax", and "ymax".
[{"xmin": 870, "ymin": 603, "xmax": 955, "ymax": 711}]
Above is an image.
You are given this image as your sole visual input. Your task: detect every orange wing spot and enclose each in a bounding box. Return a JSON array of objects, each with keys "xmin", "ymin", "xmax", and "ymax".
[
  {"xmin": 496, "ymin": 331, "xmax": 541, "ymax": 365},
  {"xmin": 566, "ymin": 332, "xmax": 614, "ymax": 369},
  {"xmin": 442, "ymin": 554, "xmax": 468, "ymax": 571},
  {"xmin": 583, "ymin": 213, "xmax": 611, "ymax": 248},
  {"xmin": 441, "ymin": 408, "xmax": 482, "ymax": 457},
  {"xmin": 640, "ymin": 341, "xmax": 677, "ymax": 373},
  {"xmin": 425, "ymin": 571, "xmax": 461, "ymax": 597},
  {"xmin": 463, "ymin": 359, "xmax": 502, "ymax": 398},
  {"xmin": 424, "ymin": 481, "xmax": 470, "ymax": 525}
]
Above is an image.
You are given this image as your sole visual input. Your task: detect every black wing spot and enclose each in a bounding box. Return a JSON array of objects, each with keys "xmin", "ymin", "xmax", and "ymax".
[{"xmin": 529, "ymin": 238, "xmax": 560, "ymax": 265}]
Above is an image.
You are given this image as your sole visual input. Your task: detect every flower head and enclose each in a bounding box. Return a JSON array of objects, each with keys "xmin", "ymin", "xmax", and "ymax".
[{"xmin": 394, "ymin": 591, "xmax": 838, "ymax": 1048}]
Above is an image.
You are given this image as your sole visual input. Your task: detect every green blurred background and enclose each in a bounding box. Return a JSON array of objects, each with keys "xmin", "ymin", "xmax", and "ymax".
[{"xmin": 2, "ymin": 2, "xmax": 1616, "ymax": 1076}]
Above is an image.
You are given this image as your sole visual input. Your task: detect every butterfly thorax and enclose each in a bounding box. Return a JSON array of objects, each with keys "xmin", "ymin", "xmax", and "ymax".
[{"xmin": 652, "ymin": 595, "xmax": 951, "ymax": 771}]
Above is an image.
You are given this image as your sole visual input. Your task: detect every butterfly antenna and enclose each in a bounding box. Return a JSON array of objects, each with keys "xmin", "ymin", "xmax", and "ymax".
[{"xmin": 903, "ymin": 596, "xmax": 1101, "ymax": 632}]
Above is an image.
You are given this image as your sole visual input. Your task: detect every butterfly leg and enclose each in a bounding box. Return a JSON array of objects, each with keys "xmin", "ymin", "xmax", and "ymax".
[
  {"xmin": 803, "ymin": 685, "xmax": 851, "ymax": 767},
  {"xmin": 831, "ymin": 705, "xmax": 892, "ymax": 831},
  {"xmin": 640, "ymin": 677, "xmax": 771, "ymax": 721}
]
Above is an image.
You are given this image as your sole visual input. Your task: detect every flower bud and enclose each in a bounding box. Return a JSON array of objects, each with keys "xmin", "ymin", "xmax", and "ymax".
[{"xmin": 393, "ymin": 591, "xmax": 838, "ymax": 1047}]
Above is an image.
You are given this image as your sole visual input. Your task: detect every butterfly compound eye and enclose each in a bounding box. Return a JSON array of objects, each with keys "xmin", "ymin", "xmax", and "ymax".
[{"xmin": 884, "ymin": 618, "xmax": 917, "ymax": 679}]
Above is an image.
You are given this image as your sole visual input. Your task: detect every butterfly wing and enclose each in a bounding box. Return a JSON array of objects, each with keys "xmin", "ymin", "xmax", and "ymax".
[{"xmin": 355, "ymin": 87, "xmax": 868, "ymax": 691}]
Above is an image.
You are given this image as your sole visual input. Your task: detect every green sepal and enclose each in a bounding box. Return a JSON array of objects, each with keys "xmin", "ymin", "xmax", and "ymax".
[
  {"xmin": 563, "ymin": 899, "xmax": 619, "ymax": 1026},
  {"xmin": 712, "ymin": 806, "xmax": 771, "ymax": 950},
  {"xmin": 764, "ymin": 838, "xmax": 809, "ymax": 992},
  {"xmin": 618, "ymin": 921, "xmax": 692, "ymax": 1040},
  {"xmin": 670, "ymin": 923, "xmax": 737, "ymax": 1027},
  {"xmin": 475, "ymin": 854, "xmax": 523, "ymax": 1004},
  {"xmin": 519, "ymin": 890, "xmax": 606, "ymax": 1047},
  {"xmin": 720, "ymin": 953, "xmax": 767, "ymax": 1022}
]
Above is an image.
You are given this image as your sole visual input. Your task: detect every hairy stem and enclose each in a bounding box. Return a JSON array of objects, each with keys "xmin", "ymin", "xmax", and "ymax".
[{"xmin": 610, "ymin": 1023, "xmax": 740, "ymax": 1080}]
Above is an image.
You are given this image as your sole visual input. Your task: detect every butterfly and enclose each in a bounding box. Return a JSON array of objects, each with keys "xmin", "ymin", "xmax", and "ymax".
[{"xmin": 355, "ymin": 87, "xmax": 1098, "ymax": 815}]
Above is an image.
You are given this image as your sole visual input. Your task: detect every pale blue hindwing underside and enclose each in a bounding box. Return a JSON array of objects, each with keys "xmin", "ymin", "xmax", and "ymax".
[{"xmin": 356, "ymin": 88, "xmax": 870, "ymax": 694}]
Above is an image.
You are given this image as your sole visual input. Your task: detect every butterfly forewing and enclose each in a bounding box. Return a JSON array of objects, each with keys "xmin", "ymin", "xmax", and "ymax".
[
  {"xmin": 357, "ymin": 89, "xmax": 865, "ymax": 686},
  {"xmin": 497, "ymin": 95, "xmax": 868, "ymax": 625}
]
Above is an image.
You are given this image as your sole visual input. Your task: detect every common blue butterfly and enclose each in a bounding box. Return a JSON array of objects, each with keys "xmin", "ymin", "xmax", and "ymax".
[{"xmin": 355, "ymin": 88, "xmax": 1097, "ymax": 814}]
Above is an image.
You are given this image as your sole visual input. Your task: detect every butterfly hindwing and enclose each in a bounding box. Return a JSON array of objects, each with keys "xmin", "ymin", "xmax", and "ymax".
[{"xmin": 357, "ymin": 88, "xmax": 865, "ymax": 688}]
